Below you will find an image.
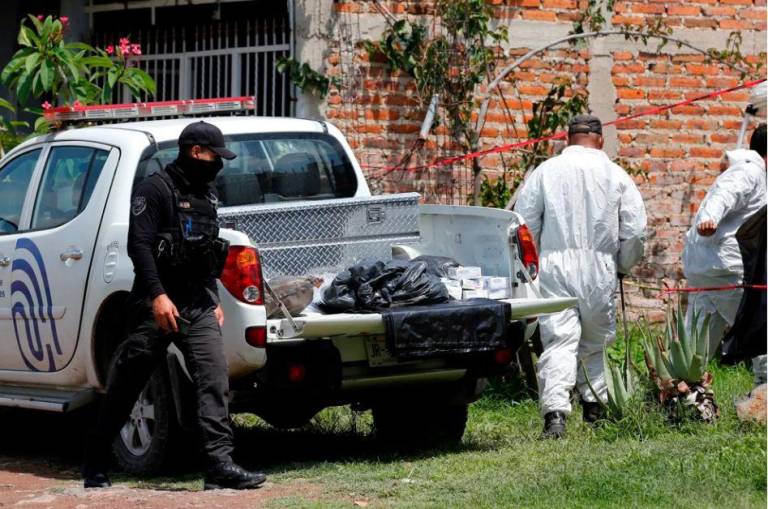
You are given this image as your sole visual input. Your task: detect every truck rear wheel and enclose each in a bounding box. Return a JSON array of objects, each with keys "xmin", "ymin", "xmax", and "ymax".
[
  {"xmin": 112, "ymin": 367, "xmax": 179, "ymax": 475},
  {"xmin": 372, "ymin": 402, "xmax": 468, "ymax": 447}
]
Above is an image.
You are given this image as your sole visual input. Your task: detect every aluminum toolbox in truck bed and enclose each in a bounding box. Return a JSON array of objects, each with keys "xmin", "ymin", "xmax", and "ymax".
[{"xmin": 218, "ymin": 193, "xmax": 421, "ymax": 279}]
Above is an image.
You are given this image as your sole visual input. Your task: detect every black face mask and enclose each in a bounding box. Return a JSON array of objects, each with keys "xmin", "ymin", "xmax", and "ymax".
[{"xmin": 177, "ymin": 152, "xmax": 223, "ymax": 186}]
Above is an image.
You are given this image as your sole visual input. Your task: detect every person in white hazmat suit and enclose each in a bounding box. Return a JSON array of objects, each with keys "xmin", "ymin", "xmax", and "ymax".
[
  {"xmin": 515, "ymin": 114, "xmax": 647, "ymax": 438},
  {"xmin": 682, "ymin": 123, "xmax": 766, "ymax": 371}
]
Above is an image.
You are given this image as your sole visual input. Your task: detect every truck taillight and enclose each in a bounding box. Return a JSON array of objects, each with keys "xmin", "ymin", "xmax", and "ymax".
[
  {"xmin": 516, "ymin": 224, "xmax": 539, "ymax": 280},
  {"xmin": 245, "ymin": 326, "xmax": 267, "ymax": 347},
  {"xmin": 220, "ymin": 246, "xmax": 264, "ymax": 305}
]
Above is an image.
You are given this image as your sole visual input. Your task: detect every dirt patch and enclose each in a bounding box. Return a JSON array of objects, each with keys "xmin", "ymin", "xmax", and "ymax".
[{"xmin": 0, "ymin": 460, "xmax": 325, "ymax": 509}]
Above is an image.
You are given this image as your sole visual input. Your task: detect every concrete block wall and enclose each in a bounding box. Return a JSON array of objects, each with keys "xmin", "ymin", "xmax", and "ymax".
[{"xmin": 293, "ymin": 0, "xmax": 766, "ymax": 320}]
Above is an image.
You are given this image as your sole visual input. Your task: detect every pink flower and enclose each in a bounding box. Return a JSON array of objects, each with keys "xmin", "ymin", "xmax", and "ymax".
[
  {"xmin": 105, "ymin": 45, "xmax": 114, "ymax": 55},
  {"xmin": 73, "ymin": 100, "xmax": 81, "ymax": 107},
  {"xmin": 41, "ymin": 101, "xmax": 52, "ymax": 110},
  {"xmin": 131, "ymin": 44, "xmax": 142, "ymax": 56},
  {"xmin": 59, "ymin": 16, "xmax": 68, "ymax": 24},
  {"xmin": 119, "ymin": 37, "xmax": 130, "ymax": 47},
  {"xmin": 37, "ymin": 14, "xmax": 44, "ymax": 20}
]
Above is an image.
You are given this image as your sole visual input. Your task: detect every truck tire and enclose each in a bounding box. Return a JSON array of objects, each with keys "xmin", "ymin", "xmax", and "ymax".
[
  {"xmin": 373, "ymin": 402, "xmax": 468, "ymax": 447},
  {"xmin": 112, "ymin": 367, "xmax": 179, "ymax": 475}
]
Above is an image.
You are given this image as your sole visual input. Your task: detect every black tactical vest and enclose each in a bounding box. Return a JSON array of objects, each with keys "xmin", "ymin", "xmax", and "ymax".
[{"xmin": 153, "ymin": 168, "xmax": 229, "ymax": 280}]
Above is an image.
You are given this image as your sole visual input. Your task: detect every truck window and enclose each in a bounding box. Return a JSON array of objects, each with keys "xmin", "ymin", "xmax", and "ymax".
[
  {"xmin": 30, "ymin": 146, "xmax": 109, "ymax": 230},
  {"xmin": 0, "ymin": 149, "xmax": 42, "ymax": 234},
  {"xmin": 135, "ymin": 133, "xmax": 357, "ymax": 207}
]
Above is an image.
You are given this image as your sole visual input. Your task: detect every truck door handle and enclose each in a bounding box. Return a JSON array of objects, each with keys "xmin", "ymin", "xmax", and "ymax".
[
  {"xmin": 60, "ymin": 247, "xmax": 83, "ymax": 262},
  {"xmin": 0, "ymin": 255, "xmax": 9, "ymax": 267}
]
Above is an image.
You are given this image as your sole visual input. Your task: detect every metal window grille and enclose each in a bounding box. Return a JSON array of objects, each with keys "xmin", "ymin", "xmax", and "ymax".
[{"xmin": 93, "ymin": 19, "xmax": 292, "ymax": 116}]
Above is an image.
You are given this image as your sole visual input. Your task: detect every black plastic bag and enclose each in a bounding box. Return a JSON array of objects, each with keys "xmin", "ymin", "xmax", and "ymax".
[
  {"xmin": 410, "ymin": 255, "xmax": 460, "ymax": 278},
  {"xmin": 320, "ymin": 257, "xmax": 450, "ymax": 313}
]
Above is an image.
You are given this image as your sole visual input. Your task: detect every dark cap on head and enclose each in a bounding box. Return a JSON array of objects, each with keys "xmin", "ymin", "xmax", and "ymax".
[
  {"xmin": 178, "ymin": 121, "xmax": 237, "ymax": 160},
  {"xmin": 568, "ymin": 114, "xmax": 602, "ymax": 136}
]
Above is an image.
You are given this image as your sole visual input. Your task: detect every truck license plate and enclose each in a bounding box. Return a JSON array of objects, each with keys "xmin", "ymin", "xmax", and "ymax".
[{"xmin": 365, "ymin": 336, "xmax": 397, "ymax": 367}]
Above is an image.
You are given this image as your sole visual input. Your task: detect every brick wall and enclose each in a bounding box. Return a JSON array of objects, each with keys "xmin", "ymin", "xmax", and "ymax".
[{"xmin": 316, "ymin": 0, "xmax": 766, "ymax": 320}]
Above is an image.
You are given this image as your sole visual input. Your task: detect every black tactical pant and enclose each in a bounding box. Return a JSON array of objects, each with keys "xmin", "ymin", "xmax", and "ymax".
[{"xmin": 84, "ymin": 291, "xmax": 234, "ymax": 472}]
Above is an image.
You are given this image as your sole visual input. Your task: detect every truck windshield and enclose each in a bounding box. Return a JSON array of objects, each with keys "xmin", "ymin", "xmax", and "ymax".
[{"xmin": 135, "ymin": 132, "xmax": 358, "ymax": 206}]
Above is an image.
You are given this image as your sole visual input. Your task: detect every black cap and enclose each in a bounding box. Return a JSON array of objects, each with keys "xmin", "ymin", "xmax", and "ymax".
[
  {"xmin": 178, "ymin": 121, "xmax": 237, "ymax": 160},
  {"xmin": 568, "ymin": 114, "xmax": 602, "ymax": 135}
]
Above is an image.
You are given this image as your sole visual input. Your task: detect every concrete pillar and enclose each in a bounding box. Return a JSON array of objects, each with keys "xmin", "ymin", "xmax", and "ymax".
[
  {"xmin": 60, "ymin": 0, "xmax": 89, "ymax": 44},
  {"xmin": 292, "ymin": 0, "xmax": 335, "ymax": 119}
]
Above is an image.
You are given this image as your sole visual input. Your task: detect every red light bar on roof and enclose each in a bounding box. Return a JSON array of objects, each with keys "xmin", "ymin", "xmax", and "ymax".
[{"xmin": 44, "ymin": 96, "xmax": 257, "ymax": 122}]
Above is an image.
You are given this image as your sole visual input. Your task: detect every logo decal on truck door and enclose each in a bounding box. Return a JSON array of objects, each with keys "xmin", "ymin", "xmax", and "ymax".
[{"xmin": 11, "ymin": 238, "xmax": 62, "ymax": 372}]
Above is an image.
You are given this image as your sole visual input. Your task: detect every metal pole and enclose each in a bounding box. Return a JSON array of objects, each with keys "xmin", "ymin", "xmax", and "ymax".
[{"xmin": 619, "ymin": 275, "xmax": 631, "ymax": 379}]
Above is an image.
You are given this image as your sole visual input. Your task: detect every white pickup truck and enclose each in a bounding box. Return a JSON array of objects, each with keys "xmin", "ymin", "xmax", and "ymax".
[{"xmin": 0, "ymin": 111, "xmax": 574, "ymax": 473}]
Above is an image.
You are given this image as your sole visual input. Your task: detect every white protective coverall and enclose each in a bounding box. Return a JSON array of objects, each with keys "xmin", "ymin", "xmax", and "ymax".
[
  {"xmin": 515, "ymin": 145, "xmax": 647, "ymax": 415},
  {"xmin": 682, "ymin": 149, "xmax": 767, "ymax": 354}
]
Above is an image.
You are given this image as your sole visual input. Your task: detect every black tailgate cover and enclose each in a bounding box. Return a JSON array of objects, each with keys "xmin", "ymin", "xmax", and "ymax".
[{"xmin": 382, "ymin": 298, "xmax": 511, "ymax": 359}]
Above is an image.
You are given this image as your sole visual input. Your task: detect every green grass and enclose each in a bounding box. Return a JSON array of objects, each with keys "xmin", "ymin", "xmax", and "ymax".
[{"xmin": 128, "ymin": 328, "xmax": 766, "ymax": 508}]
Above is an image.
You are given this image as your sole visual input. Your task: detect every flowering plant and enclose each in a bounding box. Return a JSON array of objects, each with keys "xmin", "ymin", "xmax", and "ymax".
[{"xmin": 0, "ymin": 14, "xmax": 155, "ymax": 114}]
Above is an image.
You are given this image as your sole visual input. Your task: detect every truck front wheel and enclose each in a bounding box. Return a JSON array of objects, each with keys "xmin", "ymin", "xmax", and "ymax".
[
  {"xmin": 372, "ymin": 402, "xmax": 469, "ymax": 447},
  {"xmin": 112, "ymin": 367, "xmax": 179, "ymax": 475}
]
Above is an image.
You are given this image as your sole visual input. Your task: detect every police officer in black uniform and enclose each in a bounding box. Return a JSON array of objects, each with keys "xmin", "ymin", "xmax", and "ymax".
[{"xmin": 82, "ymin": 121, "xmax": 266, "ymax": 490}]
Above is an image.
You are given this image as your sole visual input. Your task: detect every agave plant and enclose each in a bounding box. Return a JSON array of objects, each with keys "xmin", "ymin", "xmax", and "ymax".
[
  {"xmin": 581, "ymin": 350, "xmax": 638, "ymax": 419},
  {"xmin": 641, "ymin": 301, "xmax": 719, "ymax": 423}
]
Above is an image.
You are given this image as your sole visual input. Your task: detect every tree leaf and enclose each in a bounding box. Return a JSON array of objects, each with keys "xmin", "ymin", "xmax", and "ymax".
[
  {"xmin": 27, "ymin": 14, "xmax": 43, "ymax": 34},
  {"xmin": 0, "ymin": 98, "xmax": 14, "ymax": 113},
  {"xmin": 18, "ymin": 25, "xmax": 32, "ymax": 47},
  {"xmin": 65, "ymin": 42, "xmax": 94, "ymax": 52},
  {"xmin": 39, "ymin": 60, "xmax": 54, "ymax": 91},
  {"xmin": 81, "ymin": 56, "xmax": 114, "ymax": 69},
  {"xmin": 15, "ymin": 71, "xmax": 34, "ymax": 105},
  {"xmin": 24, "ymin": 53, "xmax": 40, "ymax": 74},
  {"xmin": 107, "ymin": 68, "xmax": 118, "ymax": 89}
]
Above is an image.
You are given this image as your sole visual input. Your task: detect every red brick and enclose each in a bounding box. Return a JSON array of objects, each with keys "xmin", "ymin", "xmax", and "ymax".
[
  {"xmin": 669, "ymin": 76, "xmax": 702, "ymax": 88},
  {"xmin": 619, "ymin": 147, "xmax": 646, "ymax": 157},
  {"xmin": 518, "ymin": 85, "xmax": 549, "ymax": 96},
  {"xmin": 667, "ymin": 5, "xmax": 700, "ymax": 15},
  {"xmin": 719, "ymin": 19, "xmax": 752, "ymax": 29},
  {"xmin": 684, "ymin": 18, "xmax": 718, "ymax": 28},
  {"xmin": 612, "ymin": 76, "xmax": 631, "ymax": 86},
  {"xmin": 617, "ymin": 88, "xmax": 646, "ymax": 99},
  {"xmin": 720, "ymin": 0, "xmax": 753, "ymax": 4},
  {"xmin": 671, "ymin": 133, "xmax": 703, "ymax": 144},
  {"xmin": 356, "ymin": 124, "xmax": 383, "ymax": 134},
  {"xmin": 686, "ymin": 63, "xmax": 721, "ymax": 75},
  {"xmin": 634, "ymin": 76, "xmax": 666, "ymax": 87},
  {"xmin": 388, "ymin": 123, "xmax": 420, "ymax": 134},
  {"xmin": 522, "ymin": 10, "xmax": 557, "ymax": 21},
  {"xmin": 742, "ymin": 8, "xmax": 768, "ymax": 20},
  {"xmin": 650, "ymin": 147, "xmax": 685, "ymax": 158},
  {"xmin": 690, "ymin": 147, "xmax": 722, "ymax": 158},
  {"xmin": 364, "ymin": 108, "xmax": 400, "ymax": 121},
  {"xmin": 613, "ymin": 63, "xmax": 646, "ymax": 74},
  {"xmin": 612, "ymin": 15, "xmax": 646, "ymax": 26},
  {"xmin": 649, "ymin": 90, "xmax": 683, "ymax": 100},
  {"xmin": 703, "ymin": 6, "xmax": 736, "ymax": 16},
  {"xmin": 707, "ymin": 105, "xmax": 743, "ymax": 116},
  {"xmin": 613, "ymin": 51, "xmax": 634, "ymax": 61},
  {"xmin": 633, "ymin": 3, "xmax": 665, "ymax": 14},
  {"xmin": 711, "ymin": 133, "xmax": 738, "ymax": 144},
  {"xmin": 542, "ymin": 0, "xmax": 576, "ymax": 7}
]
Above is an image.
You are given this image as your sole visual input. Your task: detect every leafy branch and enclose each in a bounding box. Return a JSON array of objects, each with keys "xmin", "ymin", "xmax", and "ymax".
[{"xmin": 277, "ymin": 57, "xmax": 340, "ymax": 99}]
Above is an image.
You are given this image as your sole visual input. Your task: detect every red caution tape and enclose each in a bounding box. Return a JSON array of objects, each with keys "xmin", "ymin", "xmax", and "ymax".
[
  {"xmin": 660, "ymin": 284, "xmax": 768, "ymax": 297},
  {"xmin": 366, "ymin": 78, "xmax": 767, "ymax": 178}
]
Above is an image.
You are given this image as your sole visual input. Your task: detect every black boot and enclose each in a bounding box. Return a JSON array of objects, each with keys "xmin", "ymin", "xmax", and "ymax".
[
  {"xmin": 82, "ymin": 466, "xmax": 112, "ymax": 489},
  {"xmin": 204, "ymin": 462, "xmax": 267, "ymax": 490},
  {"xmin": 582, "ymin": 401, "xmax": 605, "ymax": 426},
  {"xmin": 541, "ymin": 411, "xmax": 567, "ymax": 439}
]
